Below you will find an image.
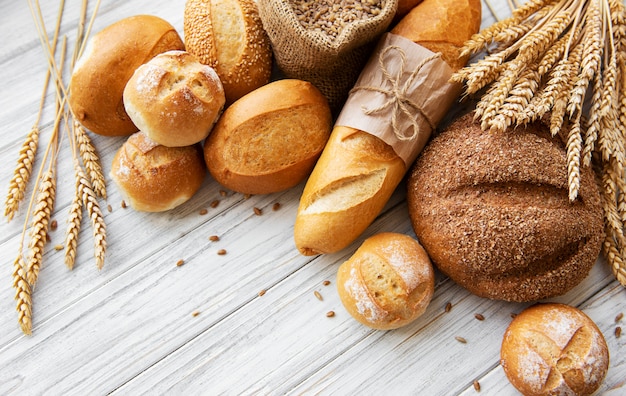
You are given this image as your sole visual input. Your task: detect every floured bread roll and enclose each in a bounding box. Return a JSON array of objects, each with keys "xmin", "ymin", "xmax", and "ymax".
[
  {"xmin": 123, "ymin": 50, "xmax": 225, "ymax": 147},
  {"xmin": 110, "ymin": 132, "xmax": 206, "ymax": 212},
  {"xmin": 501, "ymin": 303, "xmax": 609, "ymax": 396},
  {"xmin": 336, "ymin": 233, "xmax": 435, "ymax": 330}
]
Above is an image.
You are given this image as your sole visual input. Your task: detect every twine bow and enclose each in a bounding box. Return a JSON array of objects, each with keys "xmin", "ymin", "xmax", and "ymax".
[{"xmin": 351, "ymin": 45, "xmax": 441, "ymax": 141}]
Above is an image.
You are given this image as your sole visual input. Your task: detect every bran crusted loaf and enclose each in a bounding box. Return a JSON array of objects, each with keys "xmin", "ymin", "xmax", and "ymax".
[{"xmin": 407, "ymin": 112, "xmax": 604, "ymax": 302}]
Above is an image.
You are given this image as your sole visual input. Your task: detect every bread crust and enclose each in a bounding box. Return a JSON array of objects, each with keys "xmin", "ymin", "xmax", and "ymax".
[
  {"xmin": 203, "ymin": 79, "xmax": 332, "ymax": 194},
  {"xmin": 336, "ymin": 233, "xmax": 435, "ymax": 330},
  {"xmin": 184, "ymin": 0, "xmax": 272, "ymax": 104},
  {"xmin": 123, "ymin": 50, "xmax": 225, "ymax": 147},
  {"xmin": 69, "ymin": 15, "xmax": 185, "ymax": 136},
  {"xmin": 293, "ymin": 0, "xmax": 481, "ymax": 256},
  {"xmin": 501, "ymin": 303, "xmax": 609, "ymax": 396},
  {"xmin": 407, "ymin": 112, "xmax": 604, "ymax": 301},
  {"xmin": 110, "ymin": 132, "xmax": 206, "ymax": 212}
]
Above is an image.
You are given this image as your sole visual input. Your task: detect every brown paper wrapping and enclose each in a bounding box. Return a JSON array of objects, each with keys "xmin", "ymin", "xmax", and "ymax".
[{"xmin": 335, "ymin": 32, "xmax": 462, "ymax": 166}]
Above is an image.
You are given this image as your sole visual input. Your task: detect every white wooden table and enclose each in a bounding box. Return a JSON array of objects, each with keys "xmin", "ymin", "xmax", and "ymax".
[{"xmin": 1, "ymin": 1, "xmax": 624, "ymax": 394}]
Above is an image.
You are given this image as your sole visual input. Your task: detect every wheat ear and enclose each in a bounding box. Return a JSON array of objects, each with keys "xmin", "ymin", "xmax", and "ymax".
[
  {"xmin": 5, "ymin": 126, "xmax": 41, "ymax": 222},
  {"xmin": 64, "ymin": 163, "xmax": 84, "ymax": 270},
  {"xmin": 73, "ymin": 120, "xmax": 106, "ymax": 199},
  {"xmin": 13, "ymin": 246, "xmax": 33, "ymax": 335},
  {"xmin": 76, "ymin": 166, "xmax": 106, "ymax": 270},
  {"xmin": 26, "ymin": 169, "xmax": 56, "ymax": 287}
]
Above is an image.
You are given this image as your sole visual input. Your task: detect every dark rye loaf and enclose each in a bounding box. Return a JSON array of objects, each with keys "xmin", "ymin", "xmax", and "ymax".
[{"xmin": 407, "ymin": 112, "xmax": 604, "ymax": 302}]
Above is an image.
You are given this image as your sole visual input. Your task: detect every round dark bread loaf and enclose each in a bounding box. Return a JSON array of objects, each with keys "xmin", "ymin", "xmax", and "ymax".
[{"xmin": 406, "ymin": 112, "xmax": 604, "ymax": 302}]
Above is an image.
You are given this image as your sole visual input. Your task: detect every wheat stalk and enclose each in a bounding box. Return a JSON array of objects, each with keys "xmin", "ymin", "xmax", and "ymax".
[
  {"xmin": 12, "ymin": 245, "xmax": 33, "ymax": 335},
  {"xmin": 76, "ymin": 166, "xmax": 107, "ymax": 270},
  {"xmin": 25, "ymin": 169, "xmax": 56, "ymax": 287},
  {"xmin": 73, "ymin": 120, "xmax": 106, "ymax": 199}
]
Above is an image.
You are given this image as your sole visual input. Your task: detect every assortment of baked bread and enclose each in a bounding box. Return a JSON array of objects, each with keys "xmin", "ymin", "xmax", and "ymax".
[{"xmin": 68, "ymin": 0, "xmax": 611, "ymax": 393}]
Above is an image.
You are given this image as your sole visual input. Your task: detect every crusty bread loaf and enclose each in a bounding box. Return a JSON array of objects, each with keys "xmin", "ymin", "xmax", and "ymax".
[
  {"xmin": 391, "ymin": 0, "xmax": 482, "ymax": 71},
  {"xmin": 394, "ymin": 0, "xmax": 424, "ymax": 23},
  {"xmin": 123, "ymin": 50, "xmax": 225, "ymax": 147},
  {"xmin": 406, "ymin": 113, "xmax": 604, "ymax": 302},
  {"xmin": 110, "ymin": 132, "xmax": 206, "ymax": 212},
  {"xmin": 337, "ymin": 233, "xmax": 435, "ymax": 330},
  {"xmin": 69, "ymin": 15, "xmax": 185, "ymax": 136},
  {"xmin": 294, "ymin": 127, "xmax": 406, "ymax": 255},
  {"xmin": 501, "ymin": 303, "xmax": 609, "ymax": 396},
  {"xmin": 293, "ymin": 0, "xmax": 481, "ymax": 256},
  {"xmin": 203, "ymin": 79, "xmax": 332, "ymax": 195},
  {"xmin": 184, "ymin": 0, "xmax": 272, "ymax": 105}
]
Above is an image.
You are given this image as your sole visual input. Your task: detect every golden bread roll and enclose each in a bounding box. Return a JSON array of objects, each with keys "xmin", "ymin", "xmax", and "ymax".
[
  {"xmin": 110, "ymin": 132, "xmax": 206, "ymax": 212},
  {"xmin": 337, "ymin": 233, "xmax": 435, "ymax": 330},
  {"xmin": 407, "ymin": 113, "xmax": 604, "ymax": 302},
  {"xmin": 69, "ymin": 15, "xmax": 185, "ymax": 136},
  {"xmin": 203, "ymin": 79, "xmax": 332, "ymax": 195},
  {"xmin": 501, "ymin": 303, "xmax": 609, "ymax": 396},
  {"xmin": 123, "ymin": 50, "xmax": 225, "ymax": 147},
  {"xmin": 294, "ymin": 0, "xmax": 481, "ymax": 256},
  {"xmin": 391, "ymin": 0, "xmax": 481, "ymax": 71},
  {"xmin": 184, "ymin": 0, "xmax": 273, "ymax": 104}
]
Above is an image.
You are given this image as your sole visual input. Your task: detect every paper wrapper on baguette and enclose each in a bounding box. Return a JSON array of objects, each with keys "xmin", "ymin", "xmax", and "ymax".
[{"xmin": 294, "ymin": 0, "xmax": 481, "ymax": 256}]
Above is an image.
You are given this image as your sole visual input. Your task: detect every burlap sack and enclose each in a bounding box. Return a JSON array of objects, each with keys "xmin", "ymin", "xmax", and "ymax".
[{"xmin": 257, "ymin": 0, "xmax": 397, "ymax": 112}]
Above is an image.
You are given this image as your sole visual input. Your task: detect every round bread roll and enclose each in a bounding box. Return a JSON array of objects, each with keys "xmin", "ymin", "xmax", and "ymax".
[
  {"xmin": 394, "ymin": 0, "xmax": 424, "ymax": 22},
  {"xmin": 184, "ymin": 0, "xmax": 273, "ymax": 105},
  {"xmin": 501, "ymin": 303, "xmax": 609, "ymax": 396},
  {"xmin": 407, "ymin": 112, "xmax": 603, "ymax": 302},
  {"xmin": 336, "ymin": 233, "xmax": 435, "ymax": 330},
  {"xmin": 69, "ymin": 15, "xmax": 185, "ymax": 136},
  {"xmin": 123, "ymin": 50, "xmax": 225, "ymax": 147},
  {"xmin": 110, "ymin": 132, "xmax": 206, "ymax": 212},
  {"xmin": 204, "ymin": 79, "xmax": 332, "ymax": 195}
]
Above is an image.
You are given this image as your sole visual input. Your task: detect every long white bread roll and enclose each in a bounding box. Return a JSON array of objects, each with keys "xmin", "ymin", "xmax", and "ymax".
[{"xmin": 294, "ymin": 0, "xmax": 482, "ymax": 255}]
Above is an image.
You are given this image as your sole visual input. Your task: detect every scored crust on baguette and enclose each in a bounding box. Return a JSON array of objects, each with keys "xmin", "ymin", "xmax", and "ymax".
[
  {"xmin": 184, "ymin": 0, "xmax": 272, "ymax": 104},
  {"xmin": 294, "ymin": 127, "xmax": 406, "ymax": 255}
]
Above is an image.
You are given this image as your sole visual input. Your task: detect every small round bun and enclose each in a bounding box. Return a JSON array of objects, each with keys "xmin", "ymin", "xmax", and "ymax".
[
  {"xmin": 337, "ymin": 233, "xmax": 435, "ymax": 330},
  {"xmin": 184, "ymin": 0, "xmax": 272, "ymax": 104},
  {"xmin": 69, "ymin": 15, "xmax": 185, "ymax": 136},
  {"xmin": 110, "ymin": 132, "xmax": 206, "ymax": 212},
  {"xmin": 501, "ymin": 303, "xmax": 609, "ymax": 396},
  {"xmin": 123, "ymin": 50, "xmax": 225, "ymax": 147}
]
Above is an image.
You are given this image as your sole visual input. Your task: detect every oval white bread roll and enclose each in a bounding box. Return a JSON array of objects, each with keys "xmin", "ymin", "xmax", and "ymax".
[
  {"xmin": 501, "ymin": 303, "xmax": 609, "ymax": 396},
  {"xmin": 203, "ymin": 79, "xmax": 332, "ymax": 195},
  {"xmin": 337, "ymin": 233, "xmax": 435, "ymax": 330},
  {"xmin": 184, "ymin": 0, "xmax": 272, "ymax": 105},
  {"xmin": 123, "ymin": 50, "xmax": 225, "ymax": 147},
  {"xmin": 69, "ymin": 15, "xmax": 185, "ymax": 136},
  {"xmin": 110, "ymin": 132, "xmax": 206, "ymax": 212}
]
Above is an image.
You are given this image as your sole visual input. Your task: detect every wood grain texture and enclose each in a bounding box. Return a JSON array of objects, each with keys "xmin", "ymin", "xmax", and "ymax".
[{"xmin": 0, "ymin": 1, "xmax": 624, "ymax": 395}]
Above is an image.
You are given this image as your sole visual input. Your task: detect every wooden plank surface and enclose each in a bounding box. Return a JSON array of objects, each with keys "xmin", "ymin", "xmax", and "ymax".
[{"xmin": 0, "ymin": 1, "xmax": 624, "ymax": 395}]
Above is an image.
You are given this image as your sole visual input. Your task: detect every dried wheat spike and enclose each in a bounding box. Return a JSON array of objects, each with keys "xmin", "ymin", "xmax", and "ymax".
[
  {"xmin": 480, "ymin": 59, "xmax": 524, "ymax": 131},
  {"xmin": 582, "ymin": 74, "xmax": 603, "ymax": 166},
  {"xmin": 568, "ymin": 2, "xmax": 602, "ymax": 118},
  {"xmin": 76, "ymin": 166, "xmax": 106, "ymax": 270},
  {"xmin": 511, "ymin": 0, "xmax": 559, "ymax": 20},
  {"xmin": 74, "ymin": 121, "xmax": 106, "ymax": 199},
  {"xmin": 459, "ymin": 17, "xmax": 519, "ymax": 58},
  {"xmin": 64, "ymin": 166, "xmax": 83, "ymax": 270},
  {"xmin": 517, "ymin": 8, "xmax": 573, "ymax": 67},
  {"xmin": 12, "ymin": 248, "xmax": 32, "ymax": 335},
  {"xmin": 603, "ymin": 232, "xmax": 626, "ymax": 286},
  {"xmin": 549, "ymin": 41, "xmax": 584, "ymax": 136},
  {"xmin": 4, "ymin": 125, "xmax": 40, "ymax": 221},
  {"xmin": 566, "ymin": 113, "xmax": 583, "ymax": 201},
  {"xmin": 500, "ymin": 66, "xmax": 541, "ymax": 126},
  {"xmin": 26, "ymin": 169, "xmax": 56, "ymax": 287},
  {"xmin": 451, "ymin": 46, "xmax": 514, "ymax": 92}
]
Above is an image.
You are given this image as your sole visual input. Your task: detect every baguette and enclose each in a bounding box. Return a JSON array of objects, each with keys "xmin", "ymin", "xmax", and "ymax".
[{"xmin": 294, "ymin": 0, "xmax": 481, "ymax": 255}]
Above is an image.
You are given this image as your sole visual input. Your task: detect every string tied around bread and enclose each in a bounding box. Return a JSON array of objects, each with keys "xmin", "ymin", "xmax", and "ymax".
[{"xmin": 350, "ymin": 45, "xmax": 441, "ymax": 141}]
